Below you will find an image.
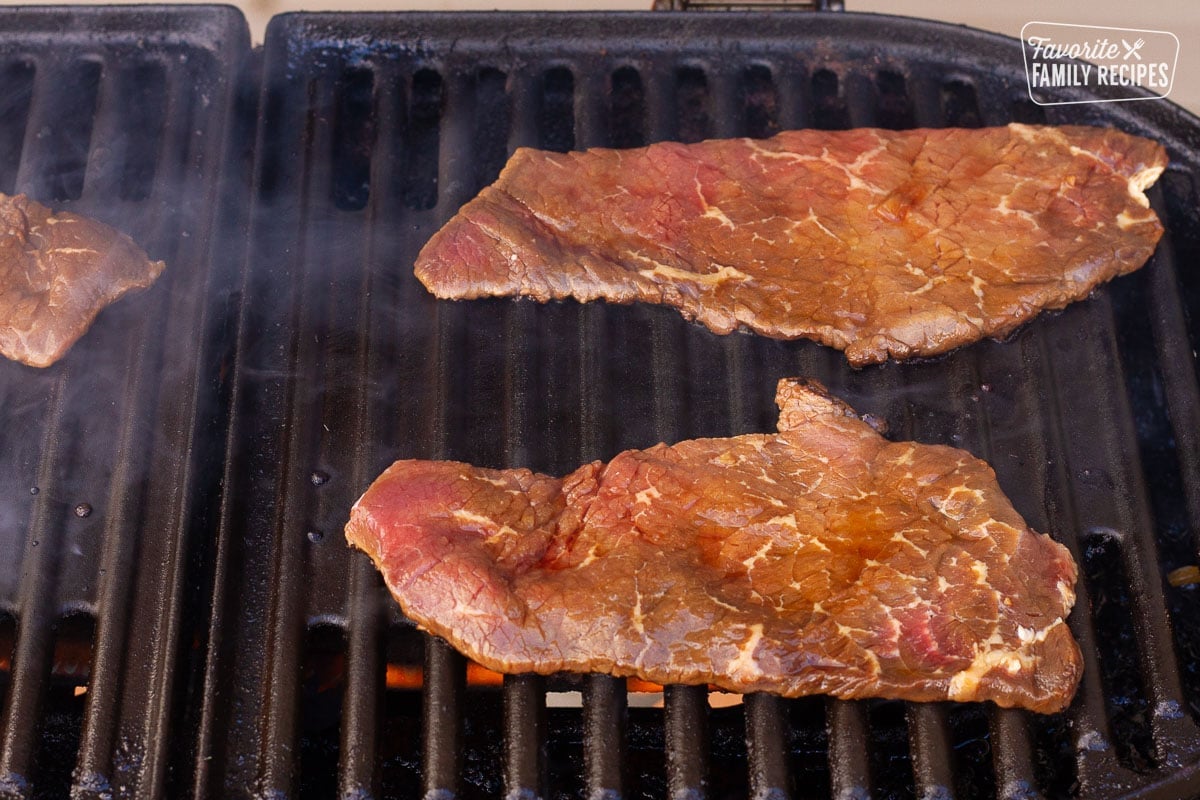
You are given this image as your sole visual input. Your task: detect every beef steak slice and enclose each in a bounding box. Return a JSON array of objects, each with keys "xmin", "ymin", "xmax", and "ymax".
[
  {"xmin": 0, "ymin": 193, "xmax": 166, "ymax": 368},
  {"xmin": 346, "ymin": 379, "xmax": 1082, "ymax": 713},
  {"xmin": 414, "ymin": 124, "xmax": 1166, "ymax": 366}
]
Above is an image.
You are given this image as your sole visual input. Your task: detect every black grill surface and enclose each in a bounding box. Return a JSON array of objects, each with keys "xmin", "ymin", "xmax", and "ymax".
[
  {"xmin": 0, "ymin": 7, "xmax": 248, "ymax": 799},
  {"xmin": 3, "ymin": 7, "xmax": 1200, "ymax": 800}
]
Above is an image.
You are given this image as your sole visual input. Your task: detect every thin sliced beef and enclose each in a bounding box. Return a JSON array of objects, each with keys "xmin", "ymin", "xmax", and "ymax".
[
  {"xmin": 0, "ymin": 193, "xmax": 166, "ymax": 367},
  {"xmin": 414, "ymin": 124, "xmax": 1166, "ymax": 366},
  {"xmin": 346, "ymin": 379, "xmax": 1082, "ymax": 713}
]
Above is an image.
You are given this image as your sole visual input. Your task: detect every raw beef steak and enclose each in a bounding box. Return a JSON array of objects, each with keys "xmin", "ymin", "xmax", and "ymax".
[
  {"xmin": 346, "ymin": 379, "xmax": 1082, "ymax": 713},
  {"xmin": 0, "ymin": 193, "xmax": 166, "ymax": 367},
  {"xmin": 415, "ymin": 124, "xmax": 1165, "ymax": 366}
]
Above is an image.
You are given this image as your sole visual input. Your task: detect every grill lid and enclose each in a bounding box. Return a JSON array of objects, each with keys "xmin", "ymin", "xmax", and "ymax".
[{"xmin": 2, "ymin": 7, "xmax": 1200, "ymax": 800}]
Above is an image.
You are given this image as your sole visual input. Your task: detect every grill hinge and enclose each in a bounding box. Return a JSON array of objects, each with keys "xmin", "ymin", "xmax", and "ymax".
[{"xmin": 652, "ymin": 0, "xmax": 845, "ymax": 10}]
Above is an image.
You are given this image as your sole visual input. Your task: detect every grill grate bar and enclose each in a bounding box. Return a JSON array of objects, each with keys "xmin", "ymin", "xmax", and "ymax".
[
  {"xmin": 0, "ymin": 56, "xmax": 82, "ymax": 797},
  {"xmin": 827, "ymin": 700, "xmax": 872, "ymax": 799},
  {"xmin": 16, "ymin": 59, "xmax": 100, "ymax": 202},
  {"xmin": 257, "ymin": 70, "xmax": 353, "ymax": 798},
  {"xmin": 968, "ymin": 336, "xmax": 1056, "ymax": 800},
  {"xmin": 423, "ymin": 635, "xmax": 466, "ymax": 797},
  {"xmin": 340, "ymin": 562, "xmax": 383, "ymax": 798},
  {"xmin": 0, "ymin": 59, "xmax": 34, "ymax": 192},
  {"xmin": 335, "ymin": 69, "xmax": 390, "ymax": 798},
  {"xmin": 1031, "ymin": 311, "xmax": 1159, "ymax": 786},
  {"xmin": 840, "ymin": 68, "xmax": 877, "ymax": 128},
  {"xmin": 772, "ymin": 69, "xmax": 804, "ymax": 131},
  {"xmin": 1139, "ymin": 185, "xmax": 1200, "ymax": 748},
  {"xmin": 585, "ymin": 676, "xmax": 628, "ymax": 798},
  {"xmin": 991, "ymin": 707, "xmax": 1038, "ymax": 800},
  {"xmin": 745, "ymin": 694, "xmax": 789, "ymax": 800},
  {"xmin": 1141, "ymin": 187, "xmax": 1200, "ymax": 558},
  {"xmin": 939, "ymin": 342, "xmax": 1039, "ymax": 800},
  {"xmin": 710, "ymin": 68, "xmax": 760, "ymax": 436},
  {"xmin": 1119, "ymin": 192, "xmax": 1200, "ymax": 762},
  {"xmin": 505, "ymin": 674, "xmax": 547, "ymax": 800},
  {"xmin": 101, "ymin": 61, "xmax": 218, "ymax": 800},
  {"xmin": 1017, "ymin": 324, "xmax": 1125, "ymax": 790},
  {"xmin": 502, "ymin": 70, "xmax": 538, "ymax": 469},
  {"xmin": 894, "ymin": 351, "xmax": 968, "ymax": 800},
  {"xmin": 575, "ymin": 70, "xmax": 609, "ymax": 467},
  {"xmin": 193, "ymin": 32, "xmax": 316, "ymax": 795},
  {"xmin": 0, "ymin": 375, "xmax": 69, "ymax": 794},
  {"xmin": 1092, "ymin": 290, "xmax": 1196, "ymax": 753},
  {"xmin": 907, "ymin": 704, "xmax": 957, "ymax": 800},
  {"xmin": 71, "ymin": 55, "xmax": 183, "ymax": 797},
  {"xmin": 666, "ymin": 685, "xmax": 710, "ymax": 799}
]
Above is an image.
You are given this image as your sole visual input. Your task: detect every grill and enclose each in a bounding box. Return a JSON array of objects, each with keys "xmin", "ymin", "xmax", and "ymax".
[{"xmin": 1, "ymin": 6, "xmax": 1200, "ymax": 800}]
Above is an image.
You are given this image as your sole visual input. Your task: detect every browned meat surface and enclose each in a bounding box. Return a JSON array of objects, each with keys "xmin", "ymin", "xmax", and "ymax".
[
  {"xmin": 0, "ymin": 193, "xmax": 166, "ymax": 367},
  {"xmin": 346, "ymin": 379, "xmax": 1082, "ymax": 713},
  {"xmin": 415, "ymin": 124, "xmax": 1166, "ymax": 366}
]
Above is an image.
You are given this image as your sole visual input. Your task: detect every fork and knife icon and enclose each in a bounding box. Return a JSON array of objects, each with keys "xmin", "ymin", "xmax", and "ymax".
[{"xmin": 1122, "ymin": 37, "xmax": 1146, "ymax": 60}]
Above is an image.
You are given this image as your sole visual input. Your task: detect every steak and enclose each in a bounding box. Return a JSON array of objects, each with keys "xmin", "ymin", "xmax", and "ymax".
[
  {"xmin": 346, "ymin": 379, "xmax": 1082, "ymax": 713},
  {"xmin": 0, "ymin": 193, "xmax": 166, "ymax": 368},
  {"xmin": 414, "ymin": 124, "xmax": 1166, "ymax": 366}
]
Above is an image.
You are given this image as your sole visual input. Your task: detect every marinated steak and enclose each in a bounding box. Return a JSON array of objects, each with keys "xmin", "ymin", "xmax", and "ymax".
[
  {"xmin": 0, "ymin": 193, "xmax": 166, "ymax": 367},
  {"xmin": 415, "ymin": 124, "xmax": 1166, "ymax": 366},
  {"xmin": 346, "ymin": 379, "xmax": 1082, "ymax": 713}
]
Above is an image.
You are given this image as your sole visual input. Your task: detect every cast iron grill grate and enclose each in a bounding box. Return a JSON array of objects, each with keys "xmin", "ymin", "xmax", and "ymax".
[
  {"xmin": 2, "ymin": 7, "xmax": 1200, "ymax": 800},
  {"xmin": 200, "ymin": 11, "xmax": 1200, "ymax": 800},
  {"xmin": 0, "ymin": 7, "xmax": 249, "ymax": 799}
]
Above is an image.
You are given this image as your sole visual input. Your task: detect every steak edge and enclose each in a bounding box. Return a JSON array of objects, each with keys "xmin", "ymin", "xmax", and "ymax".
[
  {"xmin": 414, "ymin": 124, "xmax": 1166, "ymax": 366},
  {"xmin": 346, "ymin": 379, "xmax": 1082, "ymax": 713},
  {"xmin": 0, "ymin": 193, "xmax": 166, "ymax": 368}
]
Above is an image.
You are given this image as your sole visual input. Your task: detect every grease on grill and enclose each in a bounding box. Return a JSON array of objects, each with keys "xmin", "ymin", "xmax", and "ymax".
[
  {"xmin": 0, "ymin": 60, "xmax": 35, "ymax": 193},
  {"xmin": 1169, "ymin": 566, "xmax": 1200, "ymax": 587}
]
